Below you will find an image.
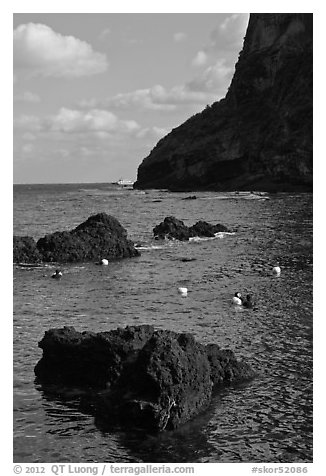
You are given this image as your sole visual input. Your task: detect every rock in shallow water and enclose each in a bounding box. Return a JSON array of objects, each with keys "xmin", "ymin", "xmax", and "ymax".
[
  {"xmin": 34, "ymin": 325, "xmax": 255, "ymax": 431},
  {"xmin": 13, "ymin": 212, "xmax": 140, "ymax": 264},
  {"xmin": 13, "ymin": 236, "xmax": 43, "ymax": 264},
  {"xmin": 153, "ymin": 216, "xmax": 230, "ymax": 241}
]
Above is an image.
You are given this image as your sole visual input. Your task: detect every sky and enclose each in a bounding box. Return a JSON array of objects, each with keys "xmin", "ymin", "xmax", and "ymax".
[{"xmin": 13, "ymin": 12, "xmax": 250, "ymax": 184}]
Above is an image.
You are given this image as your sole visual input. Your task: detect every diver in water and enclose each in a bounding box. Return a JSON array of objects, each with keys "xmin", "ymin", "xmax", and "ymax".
[
  {"xmin": 51, "ymin": 269, "xmax": 63, "ymax": 279},
  {"xmin": 242, "ymin": 294, "xmax": 253, "ymax": 308}
]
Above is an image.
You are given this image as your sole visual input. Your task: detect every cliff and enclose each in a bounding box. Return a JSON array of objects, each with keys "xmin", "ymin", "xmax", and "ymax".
[{"xmin": 134, "ymin": 14, "xmax": 313, "ymax": 192}]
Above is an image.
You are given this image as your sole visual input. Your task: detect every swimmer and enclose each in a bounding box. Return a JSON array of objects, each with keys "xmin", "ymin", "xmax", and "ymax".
[
  {"xmin": 242, "ymin": 294, "xmax": 253, "ymax": 309},
  {"xmin": 51, "ymin": 269, "xmax": 62, "ymax": 279}
]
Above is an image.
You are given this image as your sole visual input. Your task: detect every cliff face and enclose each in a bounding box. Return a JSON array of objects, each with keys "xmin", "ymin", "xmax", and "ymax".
[{"xmin": 134, "ymin": 14, "xmax": 313, "ymax": 191}]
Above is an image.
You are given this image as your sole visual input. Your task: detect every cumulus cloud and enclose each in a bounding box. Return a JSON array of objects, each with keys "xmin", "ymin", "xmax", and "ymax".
[
  {"xmin": 192, "ymin": 50, "xmax": 208, "ymax": 67},
  {"xmin": 136, "ymin": 126, "xmax": 169, "ymax": 140},
  {"xmin": 22, "ymin": 132, "xmax": 36, "ymax": 141},
  {"xmin": 173, "ymin": 32, "xmax": 187, "ymax": 42},
  {"xmin": 98, "ymin": 27, "xmax": 111, "ymax": 41},
  {"xmin": 14, "ymin": 91, "xmax": 41, "ymax": 103},
  {"xmin": 211, "ymin": 13, "xmax": 249, "ymax": 52},
  {"xmin": 191, "ymin": 14, "xmax": 249, "ymax": 71},
  {"xmin": 22, "ymin": 143, "xmax": 34, "ymax": 154},
  {"xmin": 49, "ymin": 108, "xmax": 117, "ymax": 133},
  {"xmin": 57, "ymin": 148, "xmax": 70, "ymax": 158},
  {"xmin": 14, "ymin": 114, "xmax": 42, "ymax": 131},
  {"xmin": 14, "ymin": 23, "xmax": 108, "ymax": 78},
  {"xmin": 76, "ymin": 15, "xmax": 248, "ymax": 114},
  {"xmin": 187, "ymin": 59, "xmax": 233, "ymax": 94},
  {"xmin": 14, "ymin": 108, "xmax": 141, "ymax": 137},
  {"xmin": 77, "ymin": 83, "xmax": 218, "ymax": 113}
]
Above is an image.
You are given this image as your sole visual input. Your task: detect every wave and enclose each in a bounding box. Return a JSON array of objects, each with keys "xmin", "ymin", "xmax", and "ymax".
[
  {"xmin": 190, "ymin": 232, "xmax": 235, "ymax": 242},
  {"xmin": 135, "ymin": 231, "xmax": 235, "ymax": 250},
  {"xmin": 14, "ymin": 263, "xmax": 86, "ymax": 272},
  {"xmin": 15, "ymin": 263, "xmax": 51, "ymax": 270},
  {"xmin": 135, "ymin": 245, "xmax": 166, "ymax": 251},
  {"xmin": 201, "ymin": 191, "xmax": 270, "ymax": 201}
]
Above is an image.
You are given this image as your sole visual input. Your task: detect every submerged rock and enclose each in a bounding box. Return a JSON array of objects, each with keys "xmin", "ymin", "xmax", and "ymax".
[
  {"xmin": 34, "ymin": 324, "xmax": 255, "ymax": 432},
  {"xmin": 153, "ymin": 216, "xmax": 230, "ymax": 241},
  {"xmin": 13, "ymin": 213, "xmax": 140, "ymax": 264}
]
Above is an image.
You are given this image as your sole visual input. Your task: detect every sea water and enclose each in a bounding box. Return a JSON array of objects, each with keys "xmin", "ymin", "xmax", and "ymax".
[{"xmin": 13, "ymin": 184, "xmax": 313, "ymax": 463}]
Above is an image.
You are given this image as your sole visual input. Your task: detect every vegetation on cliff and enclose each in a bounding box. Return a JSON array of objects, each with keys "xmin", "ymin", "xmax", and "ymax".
[{"xmin": 134, "ymin": 14, "xmax": 312, "ymax": 192}]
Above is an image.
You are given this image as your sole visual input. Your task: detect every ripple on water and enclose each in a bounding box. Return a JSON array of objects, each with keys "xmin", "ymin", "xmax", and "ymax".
[{"xmin": 13, "ymin": 190, "xmax": 313, "ymax": 463}]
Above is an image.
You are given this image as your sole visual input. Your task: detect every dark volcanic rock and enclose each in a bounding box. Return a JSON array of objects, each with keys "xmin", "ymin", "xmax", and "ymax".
[
  {"xmin": 37, "ymin": 213, "xmax": 140, "ymax": 263},
  {"xmin": 134, "ymin": 14, "xmax": 312, "ymax": 192},
  {"xmin": 13, "ymin": 236, "xmax": 43, "ymax": 264},
  {"xmin": 35, "ymin": 325, "xmax": 254, "ymax": 431},
  {"xmin": 189, "ymin": 221, "xmax": 229, "ymax": 238},
  {"xmin": 153, "ymin": 216, "xmax": 230, "ymax": 240},
  {"xmin": 35, "ymin": 325, "xmax": 155, "ymax": 388},
  {"xmin": 153, "ymin": 217, "xmax": 191, "ymax": 241},
  {"xmin": 13, "ymin": 213, "xmax": 140, "ymax": 264}
]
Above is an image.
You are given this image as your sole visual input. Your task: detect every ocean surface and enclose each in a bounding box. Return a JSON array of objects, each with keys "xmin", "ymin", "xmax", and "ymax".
[{"xmin": 13, "ymin": 183, "xmax": 313, "ymax": 463}]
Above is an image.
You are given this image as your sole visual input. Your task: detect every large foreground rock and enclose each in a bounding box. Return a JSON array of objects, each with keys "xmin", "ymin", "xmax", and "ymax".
[
  {"xmin": 13, "ymin": 213, "xmax": 140, "ymax": 264},
  {"xmin": 153, "ymin": 216, "xmax": 230, "ymax": 241},
  {"xmin": 35, "ymin": 325, "xmax": 254, "ymax": 431}
]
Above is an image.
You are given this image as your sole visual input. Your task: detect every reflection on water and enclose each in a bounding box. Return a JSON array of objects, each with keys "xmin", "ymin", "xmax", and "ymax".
[{"xmin": 13, "ymin": 187, "xmax": 313, "ymax": 462}]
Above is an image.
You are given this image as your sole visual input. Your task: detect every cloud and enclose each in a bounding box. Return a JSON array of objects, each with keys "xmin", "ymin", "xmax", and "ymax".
[
  {"xmin": 22, "ymin": 143, "xmax": 34, "ymax": 154},
  {"xmin": 22, "ymin": 132, "xmax": 36, "ymax": 141},
  {"xmin": 98, "ymin": 27, "xmax": 111, "ymax": 41},
  {"xmin": 191, "ymin": 14, "xmax": 249, "ymax": 71},
  {"xmin": 14, "ymin": 114, "xmax": 42, "ymax": 131},
  {"xmin": 187, "ymin": 59, "xmax": 233, "ymax": 94},
  {"xmin": 211, "ymin": 13, "xmax": 249, "ymax": 52},
  {"xmin": 57, "ymin": 148, "xmax": 70, "ymax": 158},
  {"xmin": 14, "ymin": 108, "xmax": 141, "ymax": 137},
  {"xmin": 78, "ymin": 83, "xmax": 219, "ymax": 113},
  {"xmin": 14, "ymin": 23, "xmax": 108, "ymax": 78},
  {"xmin": 76, "ymin": 15, "xmax": 249, "ymax": 114},
  {"xmin": 48, "ymin": 108, "xmax": 141, "ymax": 135},
  {"xmin": 173, "ymin": 32, "xmax": 187, "ymax": 43},
  {"xmin": 192, "ymin": 50, "xmax": 208, "ymax": 67},
  {"xmin": 14, "ymin": 91, "xmax": 41, "ymax": 103},
  {"xmin": 136, "ymin": 126, "xmax": 169, "ymax": 140}
]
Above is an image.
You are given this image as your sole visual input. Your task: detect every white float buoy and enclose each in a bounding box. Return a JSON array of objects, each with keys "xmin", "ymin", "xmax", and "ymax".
[
  {"xmin": 178, "ymin": 287, "xmax": 188, "ymax": 296},
  {"xmin": 232, "ymin": 292, "xmax": 242, "ymax": 305},
  {"xmin": 101, "ymin": 259, "xmax": 109, "ymax": 266},
  {"xmin": 272, "ymin": 266, "xmax": 281, "ymax": 275}
]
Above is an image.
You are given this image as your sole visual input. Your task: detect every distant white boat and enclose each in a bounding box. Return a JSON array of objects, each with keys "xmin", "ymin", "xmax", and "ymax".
[{"xmin": 116, "ymin": 179, "xmax": 134, "ymax": 188}]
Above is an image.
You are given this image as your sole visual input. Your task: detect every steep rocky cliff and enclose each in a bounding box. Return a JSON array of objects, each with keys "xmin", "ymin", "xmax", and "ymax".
[{"xmin": 134, "ymin": 14, "xmax": 312, "ymax": 191}]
